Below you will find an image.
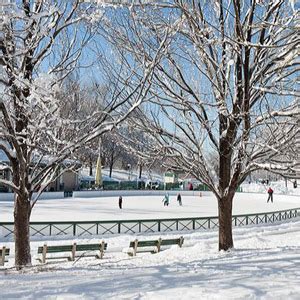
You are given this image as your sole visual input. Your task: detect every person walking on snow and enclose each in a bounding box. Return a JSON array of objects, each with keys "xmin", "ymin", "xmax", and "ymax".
[
  {"xmin": 119, "ymin": 196, "xmax": 123, "ymax": 209},
  {"xmin": 177, "ymin": 193, "xmax": 182, "ymax": 206},
  {"xmin": 162, "ymin": 193, "xmax": 169, "ymax": 206},
  {"xmin": 267, "ymin": 187, "xmax": 273, "ymax": 203}
]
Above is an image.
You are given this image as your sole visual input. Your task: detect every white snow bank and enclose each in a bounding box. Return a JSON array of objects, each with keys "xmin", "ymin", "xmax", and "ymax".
[
  {"xmin": 241, "ymin": 180, "xmax": 300, "ymax": 196},
  {"xmin": 80, "ymin": 167, "xmax": 164, "ymax": 182},
  {"xmin": 0, "ymin": 191, "xmax": 64, "ymax": 202}
]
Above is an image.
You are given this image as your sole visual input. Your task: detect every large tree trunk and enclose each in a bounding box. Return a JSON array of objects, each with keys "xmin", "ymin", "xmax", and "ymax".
[
  {"xmin": 14, "ymin": 194, "xmax": 32, "ymax": 269},
  {"xmin": 218, "ymin": 196, "xmax": 233, "ymax": 251},
  {"xmin": 139, "ymin": 163, "xmax": 143, "ymax": 179},
  {"xmin": 218, "ymin": 128, "xmax": 235, "ymax": 251}
]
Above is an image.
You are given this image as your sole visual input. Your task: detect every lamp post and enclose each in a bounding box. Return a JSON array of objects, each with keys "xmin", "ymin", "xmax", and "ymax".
[{"xmin": 127, "ymin": 163, "xmax": 131, "ymax": 181}]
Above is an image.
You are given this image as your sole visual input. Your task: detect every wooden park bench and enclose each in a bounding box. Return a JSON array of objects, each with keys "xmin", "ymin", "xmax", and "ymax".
[
  {"xmin": 37, "ymin": 241, "xmax": 107, "ymax": 263},
  {"xmin": 128, "ymin": 236, "xmax": 184, "ymax": 256},
  {"xmin": 0, "ymin": 246, "xmax": 10, "ymax": 266}
]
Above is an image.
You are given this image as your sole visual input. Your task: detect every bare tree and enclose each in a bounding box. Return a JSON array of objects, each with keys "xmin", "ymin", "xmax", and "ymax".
[
  {"xmin": 0, "ymin": 0, "xmax": 166, "ymax": 268},
  {"xmin": 100, "ymin": 1, "xmax": 299, "ymax": 251},
  {"xmin": 102, "ymin": 126, "xmax": 158, "ymax": 180},
  {"xmin": 120, "ymin": 126, "xmax": 161, "ymax": 179},
  {"xmin": 101, "ymin": 132, "xmax": 123, "ymax": 177},
  {"xmin": 63, "ymin": 80, "xmax": 107, "ymax": 177}
]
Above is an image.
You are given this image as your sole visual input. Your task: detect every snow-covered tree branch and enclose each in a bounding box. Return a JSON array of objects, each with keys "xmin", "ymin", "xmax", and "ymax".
[
  {"xmin": 0, "ymin": 0, "xmax": 166, "ymax": 268},
  {"xmin": 102, "ymin": 0, "xmax": 299, "ymax": 251}
]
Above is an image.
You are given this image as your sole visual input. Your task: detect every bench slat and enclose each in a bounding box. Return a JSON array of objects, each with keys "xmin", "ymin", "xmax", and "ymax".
[
  {"xmin": 38, "ymin": 245, "xmax": 73, "ymax": 253},
  {"xmin": 129, "ymin": 240, "xmax": 157, "ymax": 248},
  {"xmin": 47, "ymin": 245, "xmax": 73, "ymax": 253},
  {"xmin": 76, "ymin": 243, "xmax": 107, "ymax": 251},
  {"xmin": 160, "ymin": 239, "xmax": 181, "ymax": 246}
]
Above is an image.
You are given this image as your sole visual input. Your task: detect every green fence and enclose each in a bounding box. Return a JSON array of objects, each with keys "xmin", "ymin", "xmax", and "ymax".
[
  {"xmin": 197, "ymin": 184, "xmax": 210, "ymax": 191},
  {"xmin": 102, "ymin": 181, "xmax": 146, "ymax": 190},
  {"xmin": 81, "ymin": 182, "xmax": 244, "ymax": 192},
  {"xmin": 82, "ymin": 181, "xmax": 192, "ymax": 191},
  {"xmin": 0, "ymin": 208, "xmax": 298, "ymax": 239}
]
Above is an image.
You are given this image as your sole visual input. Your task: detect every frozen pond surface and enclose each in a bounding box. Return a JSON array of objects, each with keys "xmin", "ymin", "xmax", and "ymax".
[{"xmin": 1, "ymin": 192, "xmax": 299, "ymax": 222}]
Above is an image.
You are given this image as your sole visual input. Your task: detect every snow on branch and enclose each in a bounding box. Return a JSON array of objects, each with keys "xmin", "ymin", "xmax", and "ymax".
[{"xmin": 104, "ymin": 1, "xmax": 299, "ymax": 198}]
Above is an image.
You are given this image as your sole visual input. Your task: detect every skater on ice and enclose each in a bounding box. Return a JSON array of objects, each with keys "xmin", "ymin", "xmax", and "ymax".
[
  {"xmin": 267, "ymin": 187, "xmax": 273, "ymax": 203},
  {"xmin": 162, "ymin": 193, "xmax": 169, "ymax": 206},
  {"xmin": 119, "ymin": 196, "xmax": 123, "ymax": 209},
  {"xmin": 177, "ymin": 193, "xmax": 182, "ymax": 206}
]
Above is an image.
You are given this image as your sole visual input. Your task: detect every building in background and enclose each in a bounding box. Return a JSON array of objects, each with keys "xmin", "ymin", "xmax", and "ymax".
[
  {"xmin": 0, "ymin": 150, "xmax": 80, "ymax": 193},
  {"xmin": 164, "ymin": 172, "xmax": 178, "ymax": 184}
]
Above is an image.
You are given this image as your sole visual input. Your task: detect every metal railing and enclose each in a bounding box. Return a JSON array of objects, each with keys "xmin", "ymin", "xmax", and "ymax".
[{"xmin": 0, "ymin": 208, "xmax": 299, "ymax": 239}]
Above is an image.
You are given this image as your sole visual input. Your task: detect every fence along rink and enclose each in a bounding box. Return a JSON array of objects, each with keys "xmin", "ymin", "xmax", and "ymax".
[{"xmin": 0, "ymin": 208, "xmax": 298, "ymax": 239}]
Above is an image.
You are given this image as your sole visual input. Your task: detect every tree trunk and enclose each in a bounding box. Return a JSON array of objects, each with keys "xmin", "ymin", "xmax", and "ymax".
[
  {"xmin": 89, "ymin": 157, "xmax": 93, "ymax": 176},
  {"xmin": 109, "ymin": 163, "xmax": 113, "ymax": 178},
  {"xmin": 139, "ymin": 164, "xmax": 143, "ymax": 179},
  {"xmin": 109, "ymin": 150, "xmax": 114, "ymax": 178},
  {"xmin": 14, "ymin": 194, "xmax": 32, "ymax": 269},
  {"xmin": 218, "ymin": 196, "xmax": 233, "ymax": 251},
  {"xmin": 218, "ymin": 124, "xmax": 235, "ymax": 251}
]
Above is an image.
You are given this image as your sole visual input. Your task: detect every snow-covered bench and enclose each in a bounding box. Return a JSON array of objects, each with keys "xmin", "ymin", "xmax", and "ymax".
[
  {"xmin": 0, "ymin": 246, "xmax": 10, "ymax": 266},
  {"xmin": 37, "ymin": 241, "xmax": 107, "ymax": 263},
  {"xmin": 128, "ymin": 236, "xmax": 184, "ymax": 256}
]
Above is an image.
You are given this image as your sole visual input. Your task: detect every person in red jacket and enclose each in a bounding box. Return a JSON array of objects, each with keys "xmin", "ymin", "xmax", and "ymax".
[{"xmin": 267, "ymin": 187, "xmax": 274, "ymax": 203}]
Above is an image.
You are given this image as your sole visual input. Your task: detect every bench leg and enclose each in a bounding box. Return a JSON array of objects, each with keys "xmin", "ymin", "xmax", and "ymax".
[
  {"xmin": 0, "ymin": 246, "xmax": 5, "ymax": 266},
  {"xmin": 99, "ymin": 241, "xmax": 105, "ymax": 259},
  {"xmin": 42, "ymin": 244, "xmax": 47, "ymax": 264},
  {"xmin": 71, "ymin": 243, "xmax": 76, "ymax": 261},
  {"xmin": 157, "ymin": 238, "xmax": 162, "ymax": 253},
  {"xmin": 133, "ymin": 239, "xmax": 138, "ymax": 256},
  {"xmin": 179, "ymin": 236, "xmax": 184, "ymax": 248}
]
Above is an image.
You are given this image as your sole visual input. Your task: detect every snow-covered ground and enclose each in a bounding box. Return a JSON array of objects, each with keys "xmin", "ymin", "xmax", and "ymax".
[
  {"xmin": 1, "ymin": 219, "xmax": 300, "ymax": 299},
  {"xmin": 80, "ymin": 168, "xmax": 164, "ymax": 183},
  {"xmin": 1, "ymin": 192, "xmax": 299, "ymax": 222},
  {"xmin": 241, "ymin": 180, "xmax": 300, "ymax": 196},
  {"xmin": 1, "ymin": 185, "xmax": 299, "ymax": 299}
]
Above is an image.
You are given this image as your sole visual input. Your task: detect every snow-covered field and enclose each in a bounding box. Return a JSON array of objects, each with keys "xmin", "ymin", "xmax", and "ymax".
[
  {"xmin": 1, "ymin": 188, "xmax": 299, "ymax": 299},
  {"xmin": 1, "ymin": 192, "xmax": 299, "ymax": 222},
  {"xmin": 1, "ymin": 219, "xmax": 300, "ymax": 299}
]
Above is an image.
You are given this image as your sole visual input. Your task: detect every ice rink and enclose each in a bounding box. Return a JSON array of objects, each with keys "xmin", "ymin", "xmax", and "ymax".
[{"xmin": 1, "ymin": 192, "xmax": 299, "ymax": 222}]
